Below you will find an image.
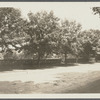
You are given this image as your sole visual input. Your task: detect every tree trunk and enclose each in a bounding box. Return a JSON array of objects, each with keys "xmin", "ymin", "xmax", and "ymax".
[
  {"xmin": 44, "ymin": 53, "xmax": 48, "ymax": 64},
  {"xmin": 75, "ymin": 55, "xmax": 78, "ymax": 64},
  {"xmin": 65, "ymin": 52, "xmax": 67, "ymax": 64},
  {"xmin": 37, "ymin": 53, "xmax": 41, "ymax": 67}
]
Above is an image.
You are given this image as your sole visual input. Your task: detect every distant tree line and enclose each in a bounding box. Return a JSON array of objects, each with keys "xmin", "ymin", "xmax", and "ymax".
[{"xmin": 0, "ymin": 7, "xmax": 100, "ymax": 65}]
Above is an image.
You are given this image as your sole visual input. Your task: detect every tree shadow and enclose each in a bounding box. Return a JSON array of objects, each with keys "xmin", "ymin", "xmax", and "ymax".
[
  {"xmin": 15, "ymin": 63, "xmax": 80, "ymax": 70},
  {"xmin": 0, "ymin": 60, "xmax": 97, "ymax": 72},
  {"xmin": 0, "ymin": 63, "xmax": 78, "ymax": 72},
  {"xmin": 65, "ymin": 77, "xmax": 100, "ymax": 93}
]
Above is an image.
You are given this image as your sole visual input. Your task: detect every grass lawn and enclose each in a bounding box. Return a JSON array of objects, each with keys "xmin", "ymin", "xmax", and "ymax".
[{"xmin": 0, "ymin": 63, "xmax": 100, "ymax": 93}]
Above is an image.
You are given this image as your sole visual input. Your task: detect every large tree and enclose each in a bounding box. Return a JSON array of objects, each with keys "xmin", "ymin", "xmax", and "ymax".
[
  {"xmin": 79, "ymin": 29, "xmax": 100, "ymax": 61},
  {"xmin": 21, "ymin": 11, "xmax": 60, "ymax": 65},
  {"xmin": 59, "ymin": 20, "xmax": 82, "ymax": 63},
  {"xmin": 0, "ymin": 8, "xmax": 27, "ymax": 59}
]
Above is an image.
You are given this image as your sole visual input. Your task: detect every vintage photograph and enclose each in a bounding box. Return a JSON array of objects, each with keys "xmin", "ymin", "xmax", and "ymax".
[{"xmin": 0, "ymin": 2, "xmax": 99, "ymax": 95}]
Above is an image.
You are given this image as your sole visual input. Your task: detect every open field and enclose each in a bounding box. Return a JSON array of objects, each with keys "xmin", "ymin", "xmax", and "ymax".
[{"xmin": 0, "ymin": 63, "xmax": 100, "ymax": 93}]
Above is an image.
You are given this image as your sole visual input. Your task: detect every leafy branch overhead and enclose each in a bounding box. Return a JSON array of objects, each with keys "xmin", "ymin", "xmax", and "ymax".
[{"xmin": 92, "ymin": 7, "xmax": 100, "ymax": 15}]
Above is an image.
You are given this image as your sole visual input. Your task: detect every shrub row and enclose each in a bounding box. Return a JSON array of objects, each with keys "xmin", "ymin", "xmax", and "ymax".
[
  {"xmin": 0, "ymin": 58, "xmax": 97, "ymax": 70},
  {"xmin": 0, "ymin": 58, "xmax": 62, "ymax": 67}
]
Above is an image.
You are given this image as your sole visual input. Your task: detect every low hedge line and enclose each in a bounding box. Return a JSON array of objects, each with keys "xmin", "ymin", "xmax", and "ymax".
[
  {"xmin": 0, "ymin": 58, "xmax": 94, "ymax": 65},
  {"xmin": 0, "ymin": 58, "xmax": 62, "ymax": 66},
  {"xmin": 0, "ymin": 58, "xmax": 96, "ymax": 70}
]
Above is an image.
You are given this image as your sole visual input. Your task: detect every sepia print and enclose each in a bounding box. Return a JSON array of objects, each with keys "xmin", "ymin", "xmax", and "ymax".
[{"xmin": 0, "ymin": 2, "xmax": 100, "ymax": 97}]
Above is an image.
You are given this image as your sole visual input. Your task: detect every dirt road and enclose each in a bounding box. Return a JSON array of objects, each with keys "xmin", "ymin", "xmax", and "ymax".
[{"xmin": 0, "ymin": 63, "xmax": 100, "ymax": 93}]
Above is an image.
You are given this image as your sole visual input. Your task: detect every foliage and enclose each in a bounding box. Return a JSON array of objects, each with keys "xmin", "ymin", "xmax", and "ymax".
[
  {"xmin": 78, "ymin": 29, "xmax": 100, "ymax": 60},
  {"xmin": 59, "ymin": 19, "xmax": 82, "ymax": 63},
  {"xmin": 20, "ymin": 11, "xmax": 60, "ymax": 64},
  {"xmin": 1, "ymin": 8, "xmax": 100, "ymax": 65},
  {"xmin": 0, "ymin": 8, "xmax": 27, "ymax": 58},
  {"xmin": 92, "ymin": 7, "xmax": 100, "ymax": 15}
]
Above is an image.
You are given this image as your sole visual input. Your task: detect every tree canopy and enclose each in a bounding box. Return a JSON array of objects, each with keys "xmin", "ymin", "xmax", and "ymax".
[
  {"xmin": 0, "ymin": 7, "xmax": 100, "ymax": 64},
  {"xmin": 20, "ymin": 11, "xmax": 60, "ymax": 64},
  {"xmin": 0, "ymin": 8, "xmax": 27, "ymax": 57}
]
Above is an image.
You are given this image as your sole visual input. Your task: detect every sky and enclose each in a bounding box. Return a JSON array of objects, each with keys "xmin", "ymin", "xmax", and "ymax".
[{"xmin": 0, "ymin": 2, "xmax": 100, "ymax": 30}]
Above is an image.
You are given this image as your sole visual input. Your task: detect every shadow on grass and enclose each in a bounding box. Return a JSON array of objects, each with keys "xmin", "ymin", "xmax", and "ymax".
[
  {"xmin": 0, "ymin": 60, "xmax": 97, "ymax": 72},
  {"xmin": 0, "ymin": 63, "xmax": 78, "ymax": 72},
  {"xmin": 66, "ymin": 77, "xmax": 100, "ymax": 93}
]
